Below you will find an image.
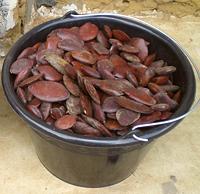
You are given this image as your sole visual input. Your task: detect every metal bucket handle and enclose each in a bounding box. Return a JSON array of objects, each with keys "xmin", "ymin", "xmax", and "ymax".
[{"xmin": 122, "ymin": 51, "xmax": 200, "ymax": 142}]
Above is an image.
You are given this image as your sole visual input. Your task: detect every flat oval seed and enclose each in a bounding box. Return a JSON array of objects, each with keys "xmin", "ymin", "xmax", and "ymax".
[
  {"xmin": 105, "ymin": 119, "xmax": 125, "ymax": 130},
  {"xmin": 27, "ymin": 104, "xmax": 43, "ymax": 119},
  {"xmin": 84, "ymin": 79, "xmax": 100, "ymax": 104},
  {"xmin": 154, "ymin": 66, "xmax": 176, "ymax": 75},
  {"xmin": 16, "ymin": 87, "xmax": 27, "ymax": 104},
  {"xmin": 115, "ymin": 96, "xmax": 153, "ymax": 114},
  {"xmin": 118, "ymin": 44, "xmax": 139, "ymax": 53},
  {"xmin": 28, "ymin": 81, "xmax": 69, "ymax": 102},
  {"xmin": 66, "ymin": 96, "xmax": 81, "ymax": 115},
  {"xmin": 151, "ymin": 103, "xmax": 170, "ymax": 111},
  {"xmin": 104, "ymin": 25, "xmax": 112, "ymax": 38},
  {"xmin": 102, "ymin": 96, "xmax": 120, "ymax": 113},
  {"xmin": 82, "ymin": 115, "xmax": 112, "ymax": 137},
  {"xmin": 112, "ymin": 29, "xmax": 130, "ymax": 41},
  {"xmin": 37, "ymin": 65, "xmax": 62, "ymax": 81},
  {"xmin": 58, "ymin": 38, "xmax": 84, "ymax": 51},
  {"xmin": 14, "ymin": 69, "xmax": 31, "ymax": 88},
  {"xmin": 73, "ymin": 122, "xmax": 102, "ymax": 136},
  {"xmin": 79, "ymin": 22, "xmax": 99, "ymax": 41},
  {"xmin": 91, "ymin": 42, "xmax": 109, "ymax": 55},
  {"xmin": 17, "ymin": 47, "xmax": 36, "ymax": 59},
  {"xmin": 124, "ymin": 88, "xmax": 156, "ymax": 106},
  {"xmin": 92, "ymin": 102, "xmax": 106, "ymax": 124},
  {"xmin": 97, "ymin": 31, "xmax": 109, "ymax": 48},
  {"xmin": 40, "ymin": 102, "xmax": 52, "ymax": 120},
  {"xmin": 63, "ymin": 75, "xmax": 80, "ymax": 97},
  {"xmin": 18, "ymin": 74, "xmax": 43, "ymax": 87},
  {"xmin": 71, "ymin": 50, "xmax": 96, "ymax": 65},
  {"xmin": 80, "ymin": 93, "xmax": 93, "ymax": 117},
  {"xmin": 55, "ymin": 115, "xmax": 76, "ymax": 130},
  {"xmin": 81, "ymin": 65, "xmax": 101, "ymax": 78},
  {"xmin": 10, "ymin": 58, "xmax": 34, "ymax": 74},
  {"xmin": 116, "ymin": 109, "xmax": 140, "ymax": 126}
]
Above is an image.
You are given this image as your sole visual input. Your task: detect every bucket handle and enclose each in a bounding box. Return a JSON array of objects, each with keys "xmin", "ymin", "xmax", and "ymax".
[{"xmin": 121, "ymin": 52, "xmax": 200, "ymax": 142}]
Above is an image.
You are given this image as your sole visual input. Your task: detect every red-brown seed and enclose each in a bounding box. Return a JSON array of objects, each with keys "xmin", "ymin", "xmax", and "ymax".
[
  {"xmin": 18, "ymin": 74, "xmax": 43, "ymax": 87},
  {"xmin": 126, "ymin": 72, "xmax": 138, "ymax": 87},
  {"xmin": 28, "ymin": 81, "xmax": 70, "ymax": 102},
  {"xmin": 64, "ymin": 63, "xmax": 77, "ymax": 80},
  {"xmin": 37, "ymin": 65, "xmax": 62, "ymax": 81},
  {"xmin": 115, "ymin": 96, "xmax": 153, "ymax": 114},
  {"xmin": 148, "ymin": 82, "xmax": 164, "ymax": 94},
  {"xmin": 58, "ymin": 38, "xmax": 84, "ymax": 51},
  {"xmin": 26, "ymin": 89, "xmax": 33, "ymax": 102},
  {"xmin": 151, "ymin": 103, "xmax": 170, "ymax": 112},
  {"xmin": 124, "ymin": 88, "xmax": 156, "ymax": 106},
  {"xmin": 76, "ymin": 71, "xmax": 86, "ymax": 92},
  {"xmin": 14, "ymin": 68, "xmax": 31, "ymax": 88},
  {"xmin": 10, "ymin": 58, "xmax": 34, "ymax": 74},
  {"xmin": 55, "ymin": 115, "xmax": 76, "ymax": 130},
  {"xmin": 105, "ymin": 119, "xmax": 124, "ymax": 131},
  {"xmin": 17, "ymin": 47, "xmax": 36, "ymax": 59},
  {"xmin": 134, "ymin": 111, "xmax": 161, "ymax": 125},
  {"xmin": 102, "ymin": 96, "xmax": 120, "ymax": 113},
  {"xmin": 151, "ymin": 76, "xmax": 169, "ymax": 85},
  {"xmin": 112, "ymin": 29, "xmax": 130, "ymax": 41},
  {"xmin": 50, "ymin": 107, "xmax": 65, "ymax": 120},
  {"xmin": 36, "ymin": 49, "xmax": 64, "ymax": 65},
  {"xmin": 154, "ymin": 92, "xmax": 178, "ymax": 110},
  {"xmin": 63, "ymin": 75, "xmax": 80, "ymax": 96},
  {"xmin": 104, "ymin": 25, "xmax": 112, "ymax": 38},
  {"xmin": 46, "ymin": 36, "xmax": 60, "ymax": 50},
  {"xmin": 66, "ymin": 96, "xmax": 81, "ymax": 115},
  {"xmin": 40, "ymin": 102, "xmax": 52, "ymax": 120},
  {"xmin": 71, "ymin": 50, "xmax": 96, "ymax": 65},
  {"xmin": 81, "ymin": 65, "xmax": 101, "ymax": 78},
  {"xmin": 97, "ymin": 31, "xmax": 109, "ymax": 48},
  {"xmin": 154, "ymin": 66, "xmax": 176, "ymax": 75},
  {"xmin": 82, "ymin": 114, "xmax": 112, "ymax": 137},
  {"xmin": 33, "ymin": 42, "xmax": 41, "ymax": 50},
  {"xmin": 118, "ymin": 44, "xmax": 139, "ymax": 53},
  {"xmin": 139, "ymin": 67, "xmax": 155, "ymax": 86},
  {"xmin": 80, "ymin": 93, "xmax": 93, "ymax": 117},
  {"xmin": 91, "ymin": 42, "xmax": 109, "ymax": 55},
  {"xmin": 160, "ymin": 85, "xmax": 180, "ymax": 92},
  {"xmin": 79, "ymin": 22, "xmax": 99, "ymax": 41},
  {"xmin": 110, "ymin": 54, "xmax": 130, "ymax": 78},
  {"xmin": 29, "ymin": 98, "xmax": 41, "ymax": 107},
  {"xmin": 92, "ymin": 102, "xmax": 106, "ymax": 124},
  {"xmin": 45, "ymin": 116, "xmax": 55, "ymax": 125},
  {"xmin": 64, "ymin": 52, "xmax": 73, "ymax": 63},
  {"xmin": 109, "ymin": 38, "xmax": 122, "ymax": 46},
  {"xmin": 120, "ymin": 52, "xmax": 141, "ymax": 63},
  {"xmin": 173, "ymin": 90, "xmax": 181, "ymax": 103},
  {"xmin": 73, "ymin": 121, "xmax": 102, "ymax": 136},
  {"xmin": 16, "ymin": 87, "xmax": 27, "ymax": 104},
  {"xmin": 116, "ymin": 109, "xmax": 140, "ymax": 126},
  {"xmin": 27, "ymin": 104, "xmax": 43, "ymax": 119},
  {"xmin": 84, "ymin": 79, "xmax": 100, "ymax": 104},
  {"xmin": 160, "ymin": 111, "xmax": 172, "ymax": 120},
  {"xmin": 149, "ymin": 60, "xmax": 164, "ymax": 68},
  {"xmin": 144, "ymin": 53, "xmax": 156, "ymax": 66},
  {"xmin": 131, "ymin": 38, "xmax": 148, "ymax": 61},
  {"xmin": 44, "ymin": 52, "xmax": 67, "ymax": 74}
]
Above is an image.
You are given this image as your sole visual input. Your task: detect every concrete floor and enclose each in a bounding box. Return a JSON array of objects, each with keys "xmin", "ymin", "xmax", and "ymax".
[{"xmin": 0, "ymin": 14, "xmax": 200, "ymax": 194}]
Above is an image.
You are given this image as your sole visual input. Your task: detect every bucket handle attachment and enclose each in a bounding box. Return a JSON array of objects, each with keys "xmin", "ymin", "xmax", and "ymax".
[{"xmin": 121, "ymin": 53, "xmax": 200, "ymax": 142}]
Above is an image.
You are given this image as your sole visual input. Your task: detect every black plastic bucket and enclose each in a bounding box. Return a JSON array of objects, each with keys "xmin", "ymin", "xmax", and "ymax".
[{"xmin": 1, "ymin": 11, "xmax": 196, "ymax": 187}]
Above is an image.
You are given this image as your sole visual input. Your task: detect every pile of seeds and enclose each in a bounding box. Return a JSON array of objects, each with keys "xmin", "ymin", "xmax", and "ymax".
[{"xmin": 10, "ymin": 22, "xmax": 182, "ymax": 137}]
